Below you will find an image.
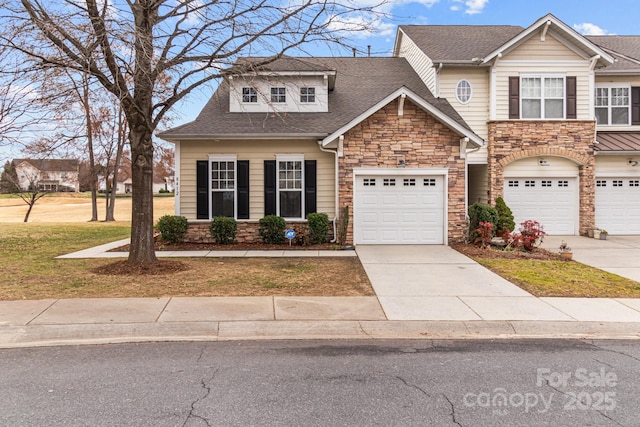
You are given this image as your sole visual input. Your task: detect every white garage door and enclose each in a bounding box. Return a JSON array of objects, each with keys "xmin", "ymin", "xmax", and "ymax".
[
  {"xmin": 596, "ymin": 178, "xmax": 640, "ymax": 234},
  {"xmin": 354, "ymin": 175, "xmax": 445, "ymax": 244},
  {"xmin": 503, "ymin": 178, "xmax": 578, "ymax": 235}
]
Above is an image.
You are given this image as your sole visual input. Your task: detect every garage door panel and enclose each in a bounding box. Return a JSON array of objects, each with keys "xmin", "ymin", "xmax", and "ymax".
[
  {"xmin": 504, "ymin": 178, "xmax": 577, "ymax": 235},
  {"xmin": 355, "ymin": 175, "xmax": 445, "ymax": 244},
  {"xmin": 596, "ymin": 178, "xmax": 640, "ymax": 234}
]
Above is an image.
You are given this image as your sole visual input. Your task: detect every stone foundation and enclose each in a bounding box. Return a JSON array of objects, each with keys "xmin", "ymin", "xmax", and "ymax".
[{"xmin": 185, "ymin": 221, "xmax": 334, "ymax": 244}]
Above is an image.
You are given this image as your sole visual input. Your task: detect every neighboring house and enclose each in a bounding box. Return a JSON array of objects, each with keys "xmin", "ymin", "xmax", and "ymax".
[
  {"xmin": 13, "ymin": 159, "xmax": 80, "ymax": 192},
  {"xmin": 99, "ymin": 170, "xmax": 174, "ymax": 194},
  {"xmin": 160, "ymin": 13, "xmax": 640, "ymax": 245}
]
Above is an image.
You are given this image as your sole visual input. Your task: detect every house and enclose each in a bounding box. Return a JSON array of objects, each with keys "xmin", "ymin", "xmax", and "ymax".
[
  {"xmin": 13, "ymin": 159, "xmax": 80, "ymax": 192},
  {"xmin": 160, "ymin": 14, "xmax": 640, "ymax": 244}
]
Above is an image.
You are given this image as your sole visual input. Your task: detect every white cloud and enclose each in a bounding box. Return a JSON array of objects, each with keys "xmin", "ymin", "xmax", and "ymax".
[
  {"xmin": 346, "ymin": 0, "xmax": 440, "ymax": 14},
  {"xmin": 450, "ymin": 0, "xmax": 488, "ymax": 15},
  {"xmin": 327, "ymin": 14, "xmax": 396, "ymax": 38},
  {"xmin": 573, "ymin": 23, "xmax": 610, "ymax": 36}
]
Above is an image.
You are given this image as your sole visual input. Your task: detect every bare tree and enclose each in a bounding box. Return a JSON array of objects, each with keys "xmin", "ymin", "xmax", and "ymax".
[
  {"xmin": 1, "ymin": 0, "xmax": 380, "ymax": 265},
  {"xmin": 2, "ymin": 160, "xmax": 49, "ymax": 222}
]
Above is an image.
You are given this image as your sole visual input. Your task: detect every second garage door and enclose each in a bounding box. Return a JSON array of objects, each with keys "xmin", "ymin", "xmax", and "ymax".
[
  {"xmin": 503, "ymin": 178, "xmax": 578, "ymax": 235},
  {"xmin": 595, "ymin": 178, "xmax": 640, "ymax": 234},
  {"xmin": 354, "ymin": 175, "xmax": 445, "ymax": 244}
]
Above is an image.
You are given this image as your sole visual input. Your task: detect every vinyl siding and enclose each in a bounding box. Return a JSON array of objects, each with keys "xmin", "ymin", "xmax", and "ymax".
[
  {"xmin": 595, "ymin": 156, "xmax": 640, "ymax": 176},
  {"xmin": 178, "ymin": 139, "xmax": 335, "ymax": 220},
  {"xmin": 396, "ymin": 31, "xmax": 437, "ymax": 94},
  {"xmin": 495, "ymin": 34, "xmax": 592, "ymax": 120},
  {"xmin": 594, "ymin": 76, "xmax": 640, "ymax": 131},
  {"xmin": 468, "ymin": 164, "xmax": 488, "ymax": 204}
]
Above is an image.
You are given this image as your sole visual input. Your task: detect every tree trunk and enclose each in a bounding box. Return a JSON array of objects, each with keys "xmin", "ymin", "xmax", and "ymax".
[
  {"xmin": 106, "ymin": 107, "xmax": 126, "ymax": 222},
  {"xmin": 23, "ymin": 196, "xmax": 35, "ymax": 222},
  {"xmin": 127, "ymin": 127, "xmax": 157, "ymax": 264},
  {"xmin": 83, "ymin": 72, "xmax": 98, "ymax": 222}
]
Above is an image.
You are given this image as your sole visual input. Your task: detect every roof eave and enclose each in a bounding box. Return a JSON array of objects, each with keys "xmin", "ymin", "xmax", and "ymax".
[
  {"xmin": 595, "ymin": 150, "xmax": 640, "ymax": 155},
  {"xmin": 482, "ymin": 14, "xmax": 614, "ymax": 65},
  {"xmin": 158, "ymin": 133, "xmax": 328, "ymax": 143},
  {"xmin": 321, "ymin": 87, "xmax": 484, "ymax": 148}
]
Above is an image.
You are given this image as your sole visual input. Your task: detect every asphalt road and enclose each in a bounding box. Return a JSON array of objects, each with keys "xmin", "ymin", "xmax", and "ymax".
[{"xmin": 1, "ymin": 339, "xmax": 639, "ymax": 426}]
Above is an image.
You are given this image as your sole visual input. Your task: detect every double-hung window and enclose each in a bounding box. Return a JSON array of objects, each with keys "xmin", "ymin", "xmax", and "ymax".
[
  {"xmin": 595, "ymin": 85, "xmax": 630, "ymax": 125},
  {"xmin": 277, "ymin": 155, "xmax": 303, "ymax": 218},
  {"xmin": 271, "ymin": 87, "xmax": 286, "ymax": 103},
  {"xmin": 300, "ymin": 87, "xmax": 315, "ymax": 103},
  {"xmin": 210, "ymin": 155, "xmax": 236, "ymax": 218},
  {"xmin": 521, "ymin": 76, "xmax": 565, "ymax": 119},
  {"xmin": 242, "ymin": 87, "xmax": 257, "ymax": 103}
]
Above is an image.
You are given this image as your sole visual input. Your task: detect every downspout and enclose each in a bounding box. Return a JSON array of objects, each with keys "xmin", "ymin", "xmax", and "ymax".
[
  {"xmin": 317, "ymin": 138, "xmax": 340, "ymax": 243},
  {"xmin": 435, "ymin": 63, "xmax": 444, "ymax": 97}
]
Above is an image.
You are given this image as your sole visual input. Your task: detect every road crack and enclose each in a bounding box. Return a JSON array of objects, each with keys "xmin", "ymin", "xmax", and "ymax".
[
  {"xmin": 182, "ymin": 368, "xmax": 219, "ymax": 427},
  {"xmin": 395, "ymin": 376, "xmax": 431, "ymax": 398},
  {"xmin": 442, "ymin": 394, "xmax": 463, "ymax": 427}
]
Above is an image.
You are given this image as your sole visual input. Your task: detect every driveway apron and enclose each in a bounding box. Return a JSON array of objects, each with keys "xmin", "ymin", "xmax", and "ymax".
[{"xmin": 356, "ymin": 245, "xmax": 572, "ymax": 321}]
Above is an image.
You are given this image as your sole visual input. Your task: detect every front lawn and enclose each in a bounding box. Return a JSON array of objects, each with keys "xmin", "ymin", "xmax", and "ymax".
[
  {"xmin": 453, "ymin": 243, "xmax": 640, "ymax": 298},
  {"xmin": 0, "ymin": 223, "xmax": 373, "ymax": 300}
]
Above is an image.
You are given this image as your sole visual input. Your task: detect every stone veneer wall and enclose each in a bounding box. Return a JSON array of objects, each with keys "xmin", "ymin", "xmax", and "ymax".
[
  {"xmin": 487, "ymin": 120, "xmax": 596, "ymax": 234},
  {"xmin": 338, "ymin": 98, "xmax": 467, "ymax": 244},
  {"xmin": 185, "ymin": 221, "xmax": 333, "ymax": 244}
]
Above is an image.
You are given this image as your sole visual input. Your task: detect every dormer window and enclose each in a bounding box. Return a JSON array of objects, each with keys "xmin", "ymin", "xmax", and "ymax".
[
  {"xmin": 300, "ymin": 87, "xmax": 315, "ymax": 103},
  {"xmin": 242, "ymin": 87, "xmax": 257, "ymax": 103},
  {"xmin": 271, "ymin": 87, "xmax": 286, "ymax": 103}
]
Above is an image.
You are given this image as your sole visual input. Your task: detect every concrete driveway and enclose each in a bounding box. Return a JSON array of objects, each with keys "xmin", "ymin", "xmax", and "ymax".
[
  {"xmin": 356, "ymin": 245, "xmax": 575, "ymax": 321},
  {"xmin": 542, "ymin": 235, "xmax": 640, "ymax": 282}
]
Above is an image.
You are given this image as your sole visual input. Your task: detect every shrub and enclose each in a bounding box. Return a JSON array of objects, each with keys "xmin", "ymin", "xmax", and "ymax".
[
  {"xmin": 495, "ymin": 197, "xmax": 515, "ymax": 235},
  {"xmin": 468, "ymin": 203, "xmax": 498, "ymax": 241},
  {"xmin": 306, "ymin": 212, "xmax": 330, "ymax": 245},
  {"xmin": 155, "ymin": 215, "xmax": 188, "ymax": 244},
  {"xmin": 259, "ymin": 215, "xmax": 286, "ymax": 244},
  {"xmin": 209, "ymin": 216, "xmax": 237, "ymax": 244},
  {"xmin": 518, "ymin": 220, "xmax": 545, "ymax": 251},
  {"xmin": 473, "ymin": 221, "xmax": 494, "ymax": 248}
]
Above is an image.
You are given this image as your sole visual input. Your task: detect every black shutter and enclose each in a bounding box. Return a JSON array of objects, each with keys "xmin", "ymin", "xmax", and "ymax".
[
  {"xmin": 196, "ymin": 160, "xmax": 209, "ymax": 219},
  {"xmin": 566, "ymin": 76, "xmax": 577, "ymax": 119},
  {"xmin": 264, "ymin": 160, "xmax": 276, "ymax": 216},
  {"xmin": 304, "ymin": 160, "xmax": 317, "ymax": 217},
  {"xmin": 509, "ymin": 76, "xmax": 520, "ymax": 119},
  {"xmin": 632, "ymin": 87, "xmax": 640, "ymax": 125},
  {"xmin": 237, "ymin": 160, "xmax": 250, "ymax": 219}
]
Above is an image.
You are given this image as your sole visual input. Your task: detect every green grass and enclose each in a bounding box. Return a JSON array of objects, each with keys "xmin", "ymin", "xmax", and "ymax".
[{"xmin": 475, "ymin": 258, "xmax": 640, "ymax": 298}]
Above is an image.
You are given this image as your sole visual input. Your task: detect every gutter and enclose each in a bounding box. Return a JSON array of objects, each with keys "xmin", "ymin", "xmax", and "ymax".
[{"xmin": 317, "ymin": 139, "xmax": 340, "ymax": 243}]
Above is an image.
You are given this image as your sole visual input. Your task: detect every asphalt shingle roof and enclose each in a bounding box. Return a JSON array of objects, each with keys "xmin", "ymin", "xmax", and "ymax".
[
  {"xmin": 14, "ymin": 159, "xmax": 79, "ymax": 172},
  {"xmin": 398, "ymin": 25, "xmax": 524, "ymax": 61},
  {"xmin": 160, "ymin": 57, "xmax": 473, "ymax": 139}
]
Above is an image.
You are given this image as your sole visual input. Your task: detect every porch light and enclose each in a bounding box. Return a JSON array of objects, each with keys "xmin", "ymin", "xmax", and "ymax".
[{"xmin": 539, "ymin": 159, "xmax": 549, "ymax": 166}]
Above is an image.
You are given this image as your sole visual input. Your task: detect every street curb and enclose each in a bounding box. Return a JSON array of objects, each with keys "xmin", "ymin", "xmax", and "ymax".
[{"xmin": 1, "ymin": 320, "xmax": 639, "ymax": 348}]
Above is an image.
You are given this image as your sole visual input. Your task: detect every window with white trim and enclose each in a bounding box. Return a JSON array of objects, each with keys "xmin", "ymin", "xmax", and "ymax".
[
  {"xmin": 210, "ymin": 155, "xmax": 236, "ymax": 218},
  {"xmin": 277, "ymin": 155, "xmax": 303, "ymax": 218},
  {"xmin": 595, "ymin": 85, "xmax": 630, "ymax": 125},
  {"xmin": 242, "ymin": 87, "xmax": 257, "ymax": 103},
  {"xmin": 300, "ymin": 87, "xmax": 315, "ymax": 103},
  {"xmin": 271, "ymin": 87, "xmax": 286, "ymax": 103},
  {"xmin": 456, "ymin": 80, "xmax": 472, "ymax": 104},
  {"xmin": 521, "ymin": 76, "xmax": 565, "ymax": 119}
]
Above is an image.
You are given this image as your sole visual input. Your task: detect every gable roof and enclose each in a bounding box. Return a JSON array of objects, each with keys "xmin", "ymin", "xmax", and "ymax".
[
  {"xmin": 159, "ymin": 57, "xmax": 481, "ymax": 144},
  {"xmin": 396, "ymin": 25, "xmax": 523, "ymax": 62},
  {"xmin": 14, "ymin": 159, "xmax": 79, "ymax": 172}
]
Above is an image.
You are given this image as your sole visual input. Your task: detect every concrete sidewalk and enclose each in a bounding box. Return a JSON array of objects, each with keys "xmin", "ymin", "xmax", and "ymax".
[{"xmin": 0, "ymin": 239, "xmax": 638, "ymax": 348}]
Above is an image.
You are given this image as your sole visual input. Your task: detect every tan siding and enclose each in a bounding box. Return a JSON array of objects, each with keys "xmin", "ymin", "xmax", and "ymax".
[
  {"xmin": 494, "ymin": 66, "xmax": 591, "ymax": 120},
  {"xmin": 503, "ymin": 157, "xmax": 579, "ymax": 177},
  {"xmin": 595, "ymin": 156, "xmax": 640, "ymax": 175},
  {"xmin": 468, "ymin": 164, "xmax": 488, "ymax": 204},
  {"xmin": 439, "ymin": 68, "xmax": 490, "ymax": 140},
  {"xmin": 396, "ymin": 32, "xmax": 436, "ymax": 93},
  {"xmin": 503, "ymin": 33, "xmax": 584, "ymax": 61},
  {"xmin": 178, "ymin": 140, "xmax": 335, "ymax": 221},
  {"xmin": 594, "ymin": 76, "xmax": 640, "ymax": 131}
]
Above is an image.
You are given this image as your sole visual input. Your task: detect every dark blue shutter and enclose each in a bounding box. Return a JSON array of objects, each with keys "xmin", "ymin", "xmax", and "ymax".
[
  {"xmin": 264, "ymin": 160, "xmax": 276, "ymax": 216},
  {"xmin": 196, "ymin": 160, "xmax": 209, "ymax": 219},
  {"xmin": 304, "ymin": 160, "xmax": 317, "ymax": 217},
  {"xmin": 237, "ymin": 160, "xmax": 250, "ymax": 219}
]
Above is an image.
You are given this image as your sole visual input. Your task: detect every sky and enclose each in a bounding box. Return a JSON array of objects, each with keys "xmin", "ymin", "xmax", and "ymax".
[{"xmin": 2, "ymin": 0, "xmax": 639, "ymax": 164}]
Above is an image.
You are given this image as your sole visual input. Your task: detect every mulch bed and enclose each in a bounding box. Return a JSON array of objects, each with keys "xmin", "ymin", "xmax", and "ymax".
[
  {"xmin": 451, "ymin": 242, "xmax": 565, "ymax": 261},
  {"xmin": 111, "ymin": 241, "xmax": 351, "ymax": 252},
  {"xmin": 91, "ymin": 260, "xmax": 190, "ymax": 276}
]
